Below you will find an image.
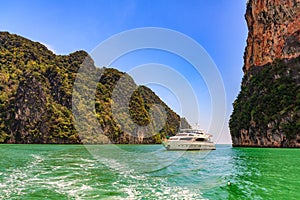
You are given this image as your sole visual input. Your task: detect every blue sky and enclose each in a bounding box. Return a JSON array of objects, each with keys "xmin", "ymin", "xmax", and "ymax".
[{"xmin": 0, "ymin": 0, "xmax": 248, "ymax": 143}]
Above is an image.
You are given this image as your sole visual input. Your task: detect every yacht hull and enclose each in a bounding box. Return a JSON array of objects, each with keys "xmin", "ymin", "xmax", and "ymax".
[{"xmin": 162, "ymin": 141, "xmax": 216, "ymax": 150}]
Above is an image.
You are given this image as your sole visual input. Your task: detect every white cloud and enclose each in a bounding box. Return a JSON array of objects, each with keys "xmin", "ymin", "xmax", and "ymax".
[{"xmin": 41, "ymin": 42, "xmax": 57, "ymax": 54}]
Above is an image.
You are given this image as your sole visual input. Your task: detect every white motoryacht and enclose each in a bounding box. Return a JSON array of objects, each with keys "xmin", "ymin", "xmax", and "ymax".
[{"xmin": 162, "ymin": 129, "xmax": 216, "ymax": 150}]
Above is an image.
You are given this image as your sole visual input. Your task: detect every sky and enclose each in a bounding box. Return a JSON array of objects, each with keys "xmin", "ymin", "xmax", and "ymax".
[{"xmin": 0, "ymin": 0, "xmax": 248, "ymax": 144}]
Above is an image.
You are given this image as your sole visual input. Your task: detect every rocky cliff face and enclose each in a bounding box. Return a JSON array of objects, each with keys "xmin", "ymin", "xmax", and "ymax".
[
  {"xmin": 0, "ymin": 32, "xmax": 183, "ymax": 144},
  {"xmin": 244, "ymin": 0, "xmax": 300, "ymax": 71},
  {"xmin": 230, "ymin": 0, "xmax": 300, "ymax": 147}
]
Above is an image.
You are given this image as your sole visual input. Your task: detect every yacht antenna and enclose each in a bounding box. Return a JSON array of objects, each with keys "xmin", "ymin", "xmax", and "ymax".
[{"xmin": 195, "ymin": 122, "xmax": 199, "ymax": 129}]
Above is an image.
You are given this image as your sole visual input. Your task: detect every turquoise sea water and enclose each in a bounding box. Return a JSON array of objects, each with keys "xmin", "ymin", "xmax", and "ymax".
[{"xmin": 0, "ymin": 144, "xmax": 299, "ymax": 199}]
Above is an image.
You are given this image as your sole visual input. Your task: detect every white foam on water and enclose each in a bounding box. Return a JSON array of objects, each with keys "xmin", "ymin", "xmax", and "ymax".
[
  {"xmin": 0, "ymin": 154, "xmax": 45, "ymax": 198},
  {"xmin": 117, "ymin": 180, "xmax": 208, "ymax": 200},
  {"xmin": 0, "ymin": 153, "xmax": 101, "ymax": 199},
  {"xmin": 91, "ymin": 153, "xmax": 208, "ymax": 199},
  {"xmin": 0, "ymin": 150, "xmax": 209, "ymax": 199},
  {"xmin": 102, "ymin": 160, "xmax": 207, "ymax": 199}
]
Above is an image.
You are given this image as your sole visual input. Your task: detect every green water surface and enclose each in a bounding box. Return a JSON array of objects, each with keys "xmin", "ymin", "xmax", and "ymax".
[{"xmin": 0, "ymin": 144, "xmax": 299, "ymax": 199}]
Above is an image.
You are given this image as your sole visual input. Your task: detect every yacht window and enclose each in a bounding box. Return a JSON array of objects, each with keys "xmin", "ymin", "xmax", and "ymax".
[
  {"xmin": 180, "ymin": 137, "xmax": 192, "ymax": 141},
  {"xmin": 176, "ymin": 134, "xmax": 188, "ymax": 136},
  {"xmin": 195, "ymin": 138, "xmax": 205, "ymax": 142}
]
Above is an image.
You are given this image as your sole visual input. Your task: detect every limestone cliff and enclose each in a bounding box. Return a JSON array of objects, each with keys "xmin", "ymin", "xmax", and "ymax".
[
  {"xmin": 0, "ymin": 32, "xmax": 183, "ymax": 144},
  {"xmin": 230, "ymin": 0, "xmax": 300, "ymax": 147},
  {"xmin": 244, "ymin": 0, "xmax": 300, "ymax": 71}
]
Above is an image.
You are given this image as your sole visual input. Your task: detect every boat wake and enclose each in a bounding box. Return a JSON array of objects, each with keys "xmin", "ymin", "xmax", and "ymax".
[{"xmin": 0, "ymin": 151, "xmax": 208, "ymax": 199}]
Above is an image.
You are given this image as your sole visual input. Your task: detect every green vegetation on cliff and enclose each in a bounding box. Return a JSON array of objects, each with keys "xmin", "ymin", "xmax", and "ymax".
[
  {"xmin": 0, "ymin": 32, "xmax": 183, "ymax": 144},
  {"xmin": 229, "ymin": 57, "xmax": 300, "ymax": 147}
]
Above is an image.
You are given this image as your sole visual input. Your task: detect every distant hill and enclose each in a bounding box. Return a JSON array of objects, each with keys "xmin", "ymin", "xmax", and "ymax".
[{"xmin": 0, "ymin": 32, "xmax": 185, "ymax": 144}]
